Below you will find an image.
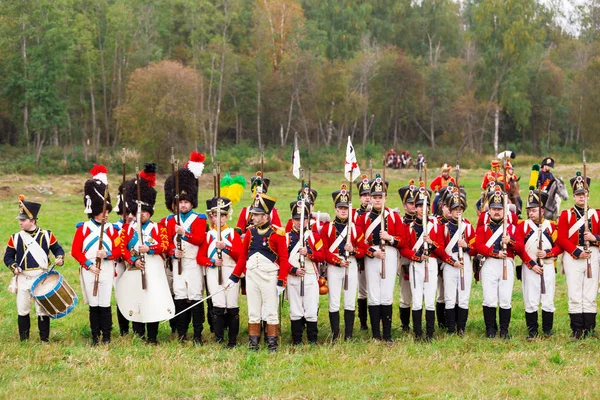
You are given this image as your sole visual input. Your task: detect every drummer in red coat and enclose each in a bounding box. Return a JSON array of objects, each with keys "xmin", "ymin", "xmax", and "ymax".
[
  {"xmin": 4, "ymin": 196, "xmax": 65, "ymax": 342},
  {"xmin": 356, "ymin": 174, "xmax": 405, "ymax": 343},
  {"xmin": 226, "ymin": 192, "xmax": 290, "ymax": 352},
  {"xmin": 72, "ymin": 164, "xmax": 120, "ymax": 345}
]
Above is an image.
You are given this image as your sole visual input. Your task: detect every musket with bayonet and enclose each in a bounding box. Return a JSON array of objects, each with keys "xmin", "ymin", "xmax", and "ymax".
[
  {"xmin": 216, "ymin": 162, "xmax": 223, "ymax": 285},
  {"xmin": 455, "ymin": 160, "xmax": 465, "ymax": 291},
  {"xmin": 93, "ymin": 184, "xmax": 110, "ymax": 297},
  {"xmin": 299, "ymin": 169, "xmax": 306, "ymax": 297},
  {"xmin": 422, "ymin": 161, "xmax": 430, "ymax": 284},
  {"xmin": 172, "ymin": 151, "xmax": 183, "ymax": 276},
  {"xmin": 136, "ymin": 163, "xmax": 147, "ymax": 290},
  {"xmin": 380, "ymin": 156, "xmax": 387, "ymax": 280},
  {"xmin": 584, "ymin": 151, "xmax": 592, "ymax": 279},
  {"xmin": 344, "ymin": 168, "xmax": 353, "ymax": 291}
]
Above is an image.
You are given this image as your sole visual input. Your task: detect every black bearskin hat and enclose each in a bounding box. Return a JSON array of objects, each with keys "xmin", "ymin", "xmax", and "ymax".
[
  {"xmin": 83, "ymin": 164, "xmax": 112, "ymax": 217},
  {"xmin": 126, "ymin": 162, "xmax": 158, "ymax": 216}
]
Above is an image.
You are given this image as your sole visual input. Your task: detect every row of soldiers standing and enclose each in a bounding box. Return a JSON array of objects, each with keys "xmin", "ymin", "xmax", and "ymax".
[{"xmin": 4, "ymin": 153, "xmax": 600, "ymax": 348}]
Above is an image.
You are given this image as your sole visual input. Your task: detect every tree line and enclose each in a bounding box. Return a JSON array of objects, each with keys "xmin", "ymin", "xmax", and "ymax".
[{"xmin": 1, "ymin": 0, "xmax": 599, "ymax": 166}]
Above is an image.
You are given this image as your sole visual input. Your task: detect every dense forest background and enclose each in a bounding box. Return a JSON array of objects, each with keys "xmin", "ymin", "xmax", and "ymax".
[{"xmin": 0, "ymin": 0, "xmax": 599, "ymax": 172}]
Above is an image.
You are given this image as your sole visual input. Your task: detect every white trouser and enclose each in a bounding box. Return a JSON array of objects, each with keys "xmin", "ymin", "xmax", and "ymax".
[
  {"xmin": 246, "ymin": 265, "xmax": 279, "ymax": 324},
  {"xmin": 522, "ymin": 261, "xmax": 556, "ymax": 313},
  {"xmin": 288, "ymin": 273, "xmax": 319, "ymax": 321},
  {"xmin": 81, "ymin": 259, "xmax": 114, "ymax": 307},
  {"xmin": 564, "ymin": 248, "xmax": 599, "ymax": 313},
  {"xmin": 481, "ymin": 258, "xmax": 514, "ymax": 309},
  {"xmin": 442, "ymin": 253, "xmax": 472, "ymax": 310},
  {"xmin": 365, "ymin": 246, "xmax": 398, "ymax": 306},
  {"xmin": 17, "ymin": 270, "xmax": 46, "ymax": 316},
  {"xmin": 114, "ymin": 261, "xmax": 126, "ymax": 288},
  {"xmin": 437, "ymin": 263, "xmax": 445, "ymax": 303},
  {"xmin": 164, "ymin": 261, "xmax": 174, "ymax": 295},
  {"xmin": 398, "ymin": 258, "xmax": 412, "ymax": 308},
  {"xmin": 358, "ymin": 260, "xmax": 368, "ymax": 300},
  {"xmin": 409, "ymin": 258, "xmax": 438, "ymax": 311},
  {"xmin": 207, "ymin": 265, "xmax": 239, "ymax": 308},
  {"xmin": 327, "ymin": 258, "xmax": 358, "ymax": 312},
  {"xmin": 172, "ymin": 257, "xmax": 203, "ymax": 301}
]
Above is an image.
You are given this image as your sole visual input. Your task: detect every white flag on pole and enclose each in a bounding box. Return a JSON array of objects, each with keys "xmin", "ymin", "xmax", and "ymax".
[
  {"xmin": 292, "ymin": 133, "xmax": 301, "ymax": 179},
  {"xmin": 344, "ymin": 136, "xmax": 361, "ymax": 182}
]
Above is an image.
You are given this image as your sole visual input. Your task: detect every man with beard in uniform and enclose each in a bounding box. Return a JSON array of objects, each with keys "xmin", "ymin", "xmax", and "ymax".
[{"xmin": 226, "ymin": 192, "xmax": 290, "ymax": 352}]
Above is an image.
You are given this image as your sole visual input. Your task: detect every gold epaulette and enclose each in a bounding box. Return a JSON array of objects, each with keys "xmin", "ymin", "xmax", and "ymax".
[{"xmin": 271, "ymin": 225, "xmax": 286, "ymax": 236}]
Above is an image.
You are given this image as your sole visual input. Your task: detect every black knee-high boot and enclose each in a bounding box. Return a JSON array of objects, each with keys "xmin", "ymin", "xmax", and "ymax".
[
  {"xmin": 206, "ymin": 298, "xmax": 214, "ymax": 333},
  {"xmin": 291, "ymin": 319, "xmax": 304, "ymax": 345},
  {"xmin": 132, "ymin": 321, "xmax": 146, "ymax": 338},
  {"xmin": 412, "ymin": 309, "xmax": 423, "ymax": 340},
  {"xmin": 483, "ymin": 306, "xmax": 497, "ymax": 338},
  {"xmin": 381, "ymin": 305, "xmax": 393, "ymax": 344},
  {"xmin": 117, "ymin": 306, "xmax": 130, "ymax": 336},
  {"xmin": 89, "ymin": 307, "xmax": 101, "ymax": 345},
  {"xmin": 100, "ymin": 306, "xmax": 112, "ymax": 343},
  {"xmin": 400, "ymin": 307, "xmax": 411, "ymax": 332},
  {"xmin": 175, "ymin": 299, "xmax": 191, "ymax": 340},
  {"xmin": 227, "ymin": 308, "xmax": 240, "ymax": 348},
  {"xmin": 456, "ymin": 308, "xmax": 468, "ymax": 335},
  {"xmin": 542, "ymin": 310, "xmax": 554, "ymax": 336},
  {"xmin": 425, "ymin": 310, "xmax": 435, "ymax": 341},
  {"xmin": 213, "ymin": 307, "xmax": 226, "ymax": 343},
  {"xmin": 146, "ymin": 322, "xmax": 159, "ymax": 344},
  {"xmin": 436, "ymin": 302, "xmax": 447, "ymax": 330},
  {"xmin": 445, "ymin": 306, "xmax": 457, "ymax": 334},
  {"xmin": 18, "ymin": 315, "xmax": 30, "ymax": 341},
  {"xmin": 525, "ymin": 311, "xmax": 538, "ymax": 340},
  {"xmin": 358, "ymin": 298, "xmax": 369, "ymax": 330},
  {"xmin": 569, "ymin": 313, "xmax": 583, "ymax": 339},
  {"xmin": 306, "ymin": 320, "xmax": 318, "ymax": 344},
  {"xmin": 329, "ymin": 311, "xmax": 340, "ymax": 341},
  {"xmin": 583, "ymin": 313, "xmax": 597, "ymax": 338},
  {"xmin": 344, "ymin": 309, "xmax": 355, "ymax": 340},
  {"xmin": 191, "ymin": 300, "xmax": 205, "ymax": 344},
  {"xmin": 499, "ymin": 308, "xmax": 511, "ymax": 339},
  {"xmin": 368, "ymin": 306, "xmax": 381, "ymax": 340},
  {"xmin": 38, "ymin": 316, "xmax": 50, "ymax": 342}
]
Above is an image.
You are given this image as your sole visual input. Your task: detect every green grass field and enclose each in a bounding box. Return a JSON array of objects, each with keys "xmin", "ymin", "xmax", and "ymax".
[{"xmin": 1, "ymin": 164, "xmax": 600, "ymax": 399}]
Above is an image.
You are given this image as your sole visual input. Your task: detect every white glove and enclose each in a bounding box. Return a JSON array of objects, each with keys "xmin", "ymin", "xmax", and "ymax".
[
  {"xmin": 277, "ymin": 285, "xmax": 285, "ymax": 296},
  {"xmin": 224, "ymin": 279, "xmax": 236, "ymax": 290}
]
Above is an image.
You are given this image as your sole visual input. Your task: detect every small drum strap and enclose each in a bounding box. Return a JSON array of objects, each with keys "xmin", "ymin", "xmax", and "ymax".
[{"xmin": 18, "ymin": 230, "xmax": 49, "ymax": 269}]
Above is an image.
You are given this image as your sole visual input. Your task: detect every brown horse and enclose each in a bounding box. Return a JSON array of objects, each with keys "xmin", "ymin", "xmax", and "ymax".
[{"xmin": 508, "ymin": 178, "xmax": 522, "ymax": 218}]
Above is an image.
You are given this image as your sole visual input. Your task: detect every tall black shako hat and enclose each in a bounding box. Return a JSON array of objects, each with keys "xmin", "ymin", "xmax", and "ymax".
[
  {"xmin": 332, "ymin": 184, "xmax": 351, "ymax": 207},
  {"xmin": 487, "ymin": 186, "xmax": 505, "ymax": 209},
  {"xmin": 414, "ymin": 182, "xmax": 432, "ymax": 207},
  {"xmin": 446, "ymin": 187, "xmax": 467, "ymax": 211},
  {"xmin": 83, "ymin": 164, "xmax": 112, "ymax": 216},
  {"xmin": 370, "ymin": 174, "xmax": 388, "ymax": 195},
  {"xmin": 17, "ymin": 195, "xmax": 41, "ymax": 220},
  {"xmin": 570, "ymin": 171, "xmax": 591, "ymax": 196},
  {"xmin": 126, "ymin": 162, "xmax": 158, "ymax": 216},
  {"xmin": 164, "ymin": 151, "xmax": 205, "ymax": 211},
  {"xmin": 206, "ymin": 196, "xmax": 232, "ymax": 213},
  {"xmin": 250, "ymin": 192, "xmax": 276, "ymax": 215},
  {"xmin": 290, "ymin": 198, "xmax": 310, "ymax": 219},
  {"xmin": 398, "ymin": 180, "xmax": 417, "ymax": 204},
  {"xmin": 356, "ymin": 174, "xmax": 371, "ymax": 196},
  {"xmin": 251, "ymin": 171, "xmax": 270, "ymax": 194},
  {"xmin": 526, "ymin": 189, "xmax": 549, "ymax": 209},
  {"xmin": 298, "ymin": 187, "xmax": 318, "ymax": 203},
  {"xmin": 541, "ymin": 157, "xmax": 555, "ymax": 168}
]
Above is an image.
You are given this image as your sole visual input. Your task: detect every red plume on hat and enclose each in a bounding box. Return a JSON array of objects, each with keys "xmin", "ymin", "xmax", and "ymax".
[
  {"xmin": 90, "ymin": 164, "xmax": 108, "ymax": 185},
  {"xmin": 140, "ymin": 162, "xmax": 157, "ymax": 188},
  {"xmin": 185, "ymin": 151, "xmax": 205, "ymax": 179}
]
